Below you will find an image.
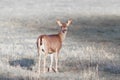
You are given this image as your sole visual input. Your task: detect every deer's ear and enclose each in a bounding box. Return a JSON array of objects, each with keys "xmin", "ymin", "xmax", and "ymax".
[
  {"xmin": 56, "ymin": 19, "xmax": 62, "ymax": 27},
  {"xmin": 66, "ymin": 19, "xmax": 72, "ymax": 27}
]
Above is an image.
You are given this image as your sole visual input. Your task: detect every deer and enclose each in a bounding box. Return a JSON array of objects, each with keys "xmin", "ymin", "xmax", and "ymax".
[{"xmin": 36, "ymin": 19, "xmax": 72, "ymax": 74}]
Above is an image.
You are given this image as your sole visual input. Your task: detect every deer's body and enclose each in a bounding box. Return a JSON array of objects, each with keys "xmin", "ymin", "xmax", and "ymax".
[
  {"xmin": 37, "ymin": 19, "xmax": 72, "ymax": 74},
  {"xmin": 37, "ymin": 34, "xmax": 62, "ymax": 54}
]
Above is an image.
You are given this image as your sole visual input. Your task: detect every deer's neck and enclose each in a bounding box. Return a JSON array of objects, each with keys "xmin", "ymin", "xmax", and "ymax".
[{"xmin": 58, "ymin": 31, "xmax": 67, "ymax": 42}]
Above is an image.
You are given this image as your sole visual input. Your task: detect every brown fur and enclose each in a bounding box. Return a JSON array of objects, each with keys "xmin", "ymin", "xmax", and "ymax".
[{"xmin": 37, "ymin": 34, "xmax": 62, "ymax": 54}]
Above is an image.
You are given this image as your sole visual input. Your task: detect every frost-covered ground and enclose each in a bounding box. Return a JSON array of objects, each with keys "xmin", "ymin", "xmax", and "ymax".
[{"xmin": 0, "ymin": 0, "xmax": 120, "ymax": 80}]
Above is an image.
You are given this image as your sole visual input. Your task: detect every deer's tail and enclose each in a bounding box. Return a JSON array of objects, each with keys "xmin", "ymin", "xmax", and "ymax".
[{"xmin": 37, "ymin": 35, "xmax": 43, "ymax": 56}]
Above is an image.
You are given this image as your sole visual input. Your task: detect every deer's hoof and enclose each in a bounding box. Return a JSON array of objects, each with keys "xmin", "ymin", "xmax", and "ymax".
[{"xmin": 55, "ymin": 70, "xmax": 59, "ymax": 73}]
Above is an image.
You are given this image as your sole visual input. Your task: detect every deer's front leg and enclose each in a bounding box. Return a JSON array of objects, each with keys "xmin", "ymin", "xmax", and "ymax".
[{"xmin": 49, "ymin": 54, "xmax": 53, "ymax": 72}]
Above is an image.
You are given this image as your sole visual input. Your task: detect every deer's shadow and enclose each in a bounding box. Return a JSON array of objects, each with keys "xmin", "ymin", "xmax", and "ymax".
[{"xmin": 9, "ymin": 58, "xmax": 35, "ymax": 70}]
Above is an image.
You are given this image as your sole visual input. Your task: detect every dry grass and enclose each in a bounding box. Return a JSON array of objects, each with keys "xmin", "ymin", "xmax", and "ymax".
[
  {"xmin": 0, "ymin": 0, "xmax": 120, "ymax": 80},
  {"xmin": 0, "ymin": 16, "xmax": 120, "ymax": 80}
]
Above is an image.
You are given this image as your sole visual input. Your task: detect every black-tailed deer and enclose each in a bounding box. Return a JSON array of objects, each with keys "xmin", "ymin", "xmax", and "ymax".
[{"xmin": 36, "ymin": 19, "xmax": 72, "ymax": 74}]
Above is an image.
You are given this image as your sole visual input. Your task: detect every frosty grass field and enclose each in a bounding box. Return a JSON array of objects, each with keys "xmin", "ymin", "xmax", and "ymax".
[{"xmin": 0, "ymin": 0, "xmax": 120, "ymax": 80}]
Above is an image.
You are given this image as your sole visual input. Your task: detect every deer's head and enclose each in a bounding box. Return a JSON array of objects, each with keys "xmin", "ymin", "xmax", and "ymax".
[{"xmin": 57, "ymin": 19, "xmax": 72, "ymax": 33}]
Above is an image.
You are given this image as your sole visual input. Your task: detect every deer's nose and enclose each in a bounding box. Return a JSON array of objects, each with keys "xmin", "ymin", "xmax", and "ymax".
[{"xmin": 62, "ymin": 29, "xmax": 67, "ymax": 33}]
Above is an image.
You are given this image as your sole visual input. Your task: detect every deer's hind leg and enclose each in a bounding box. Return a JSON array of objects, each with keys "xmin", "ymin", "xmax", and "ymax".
[
  {"xmin": 38, "ymin": 48, "xmax": 41, "ymax": 74},
  {"xmin": 43, "ymin": 52, "xmax": 48, "ymax": 73}
]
